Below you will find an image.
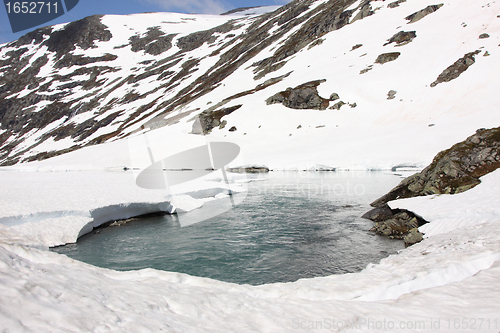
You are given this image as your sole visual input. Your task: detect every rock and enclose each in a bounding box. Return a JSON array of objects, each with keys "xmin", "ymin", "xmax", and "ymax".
[
  {"xmin": 370, "ymin": 126, "xmax": 500, "ymax": 207},
  {"xmin": 369, "ymin": 211, "xmax": 424, "ymax": 239},
  {"xmin": 430, "ymin": 50, "xmax": 481, "ymax": 87},
  {"xmin": 404, "ymin": 228, "xmax": 424, "ymax": 247},
  {"xmin": 351, "ymin": 44, "xmax": 363, "ymax": 51},
  {"xmin": 227, "ymin": 165, "xmax": 270, "ymax": 173},
  {"xmin": 266, "ymin": 80, "xmax": 330, "ymax": 110},
  {"xmin": 387, "ymin": 90, "xmax": 397, "ymax": 99},
  {"xmin": 375, "ymin": 52, "xmax": 401, "ymax": 64},
  {"xmin": 388, "ymin": 0, "xmax": 406, "ymax": 8},
  {"xmin": 479, "ymin": 33, "xmax": 490, "ymax": 39},
  {"xmin": 351, "ymin": 1, "xmax": 374, "ymax": 24},
  {"xmin": 192, "ymin": 105, "xmax": 242, "ymax": 134},
  {"xmin": 129, "ymin": 27, "xmax": 176, "ymax": 56},
  {"xmin": 383, "ymin": 31, "xmax": 417, "ymax": 46},
  {"xmin": 43, "ymin": 15, "xmax": 112, "ymax": 58},
  {"xmin": 362, "ymin": 204, "xmax": 394, "ymax": 222},
  {"xmin": 405, "ymin": 4, "xmax": 444, "ymax": 24},
  {"xmin": 329, "ymin": 101, "xmax": 346, "ymax": 110},
  {"xmin": 229, "ymin": 126, "xmax": 237, "ymax": 132},
  {"xmin": 329, "ymin": 93, "xmax": 340, "ymax": 101}
]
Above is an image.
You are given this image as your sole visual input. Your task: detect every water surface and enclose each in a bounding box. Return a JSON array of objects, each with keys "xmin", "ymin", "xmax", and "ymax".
[{"xmin": 52, "ymin": 172, "xmax": 404, "ymax": 285}]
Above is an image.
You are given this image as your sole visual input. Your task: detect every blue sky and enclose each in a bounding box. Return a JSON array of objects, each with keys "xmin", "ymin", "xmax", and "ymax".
[{"xmin": 0, "ymin": 0, "xmax": 291, "ymax": 44}]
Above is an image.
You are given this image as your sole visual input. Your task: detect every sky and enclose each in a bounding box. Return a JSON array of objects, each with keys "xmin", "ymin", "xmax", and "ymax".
[{"xmin": 0, "ymin": 0, "xmax": 292, "ymax": 45}]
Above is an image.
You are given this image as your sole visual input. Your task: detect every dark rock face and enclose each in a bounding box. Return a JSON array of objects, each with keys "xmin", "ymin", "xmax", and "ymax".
[
  {"xmin": 177, "ymin": 22, "xmax": 236, "ymax": 52},
  {"xmin": 388, "ymin": 0, "xmax": 406, "ymax": 9},
  {"xmin": 361, "ymin": 203, "xmax": 394, "ymax": 222},
  {"xmin": 375, "ymin": 52, "xmax": 401, "ymax": 64},
  {"xmin": 192, "ymin": 105, "xmax": 242, "ymax": 134},
  {"xmin": 404, "ymin": 228, "xmax": 424, "ymax": 247},
  {"xmin": 383, "ymin": 31, "xmax": 416, "ymax": 46},
  {"xmin": 364, "ymin": 127, "xmax": 500, "ymax": 245},
  {"xmin": 387, "ymin": 90, "xmax": 397, "ymax": 99},
  {"xmin": 371, "ymin": 127, "xmax": 500, "ymax": 208},
  {"xmin": 369, "ymin": 210, "xmax": 424, "ymax": 239},
  {"xmin": 351, "ymin": 1, "xmax": 375, "ymax": 23},
  {"xmin": 479, "ymin": 33, "xmax": 490, "ymax": 39},
  {"xmin": 405, "ymin": 4, "xmax": 444, "ymax": 24},
  {"xmin": 54, "ymin": 53, "xmax": 118, "ymax": 69},
  {"xmin": 43, "ymin": 15, "xmax": 112, "ymax": 58},
  {"xmin": 430, "ymin": 50, "xmax": 480, "ymax": 87},
  {"xmin": 266, "ymin": 80, "xmax": 330, "ymax": 110},
  {"xmin": 129, "ymin": 27, "xmax": 176, "ymax": 56}
]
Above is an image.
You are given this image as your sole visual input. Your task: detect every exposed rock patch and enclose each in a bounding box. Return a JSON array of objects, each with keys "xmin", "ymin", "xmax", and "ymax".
[
  {"xmin": 43, "ymin": 15, "xmax": 112, "ymax": 58},
  {"xmin": 364, "ymin": 127, "xmax": 500, "ymax": 245},
  {"xmin": 329, "ymin": 101, "xmax": 346, "ymax": 110},
  {"xmin": 177, "ymin": 22, "xmax": 236, "ymax": 52},
  {"xmin": 383, "ymin": 31, "xmax": 416, "ymax": 46},
  {"xmin": 479, "ymin": 33, "xmax": 490, "ymax": 39},
  {"xmin": 351, "ymin": 1, "xmax": 375, "ymax": 24},
  {"xmin": 129, "ymin": 27, "xmax": 176, "ymax": 56},
  {"xmin": 430, "ymin": 50, "xmax": 480, "ymax": 87},
  {"xmin": 371, "ymin": 127, "xmax": 500, "ymax": 207},
  {"xmin": 388, "ymin": 0, "xmax": 406, "ymax": 9},
  {"xmin": 54, "ymin": 53, "xmax": 118, "ymax": 69},
  {"xmin": 405, "ymin": 4, "xmax": 443, "ymax": 24},
  {"xmin": 192, "ymin": 105, "xmax": 242, "ymax": 134},
  {"xmin": 387, "ymin": 90, "xmax": 397, "ymax": 99},
  {"xmin": 266, "ymin": 80, "xmax": 330, "ymax": 110},
  {"xmin": 369, "ymin": 210, "xmax": 426, "ymax": 239},
  {"xmin": 375, "ymin": 52, "xmax": 401, "ymax": 64}
]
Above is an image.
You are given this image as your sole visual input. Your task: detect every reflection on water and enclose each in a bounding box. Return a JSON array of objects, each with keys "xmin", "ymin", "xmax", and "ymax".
[{"xmin": 52, "ymin": 172, "xmax": 404, "ymax": 285}]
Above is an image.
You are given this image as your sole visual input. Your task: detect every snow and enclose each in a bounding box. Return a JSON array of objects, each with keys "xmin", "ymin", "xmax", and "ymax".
[
  {"xmin": 0, "ymin": 166, "xmax": 500, "ymax": 332},
  {"xmin": 1, "ymin": 0, "xmax": 500, "ymax": 331}
]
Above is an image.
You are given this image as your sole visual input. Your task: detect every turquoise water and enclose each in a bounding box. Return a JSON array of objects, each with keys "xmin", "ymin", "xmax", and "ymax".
[{"xmin": 52, "ymin": 172, "xmax": 404, "ymax": 285}]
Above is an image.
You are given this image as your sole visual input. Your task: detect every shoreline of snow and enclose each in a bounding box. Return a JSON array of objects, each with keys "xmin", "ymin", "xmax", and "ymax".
[{"xmin": 0, "ymin": 169, "xmax": 247, "ymax": 248}]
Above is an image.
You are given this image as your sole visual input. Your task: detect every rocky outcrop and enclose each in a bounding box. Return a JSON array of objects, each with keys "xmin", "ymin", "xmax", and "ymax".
[
  {"xmin": 129, "ymin": 27, "xmax": 177, "ymax": 56},
  {"xmin": 364, "ymin": 127, "xmax": 500, "ymax": 245},
  {"xmin": 383, "ymin": 31, "xmax": 416, "ymax": 46},
  {"xmin": 266, "ymin": 80, "xmax": 330, "ymax": 110},
  {"xmin": 371, "ymin": 127, "xmax": 500, "ymax": 207},
  {"xmin": 430, "ymin": 51, "xmax": 480, "ymax": 87},
  {"xmin": 191, "ymin": 105, "xmax": 242, "ymax": 134},
  {"xmin": 405, "ymin": 4, "xmax": 444, "ymax": 24},
  {"xmin": 388, "ymin": 0, "xmax": 406, "ymax": 9},
  {"xmin": 375, "ymin": 52, "xmax": 401, "ymax": 64},
  {"xmin": 43, "ymin": 15, "xmax": 112, "ymax": 58},
  {"xmin": 369, "ymin": 210, "xmax": 426, "ymax": 240}
]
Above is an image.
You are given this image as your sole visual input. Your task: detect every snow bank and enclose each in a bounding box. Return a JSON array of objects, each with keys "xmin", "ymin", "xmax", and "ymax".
[
  {"xmin": 0, "ymin": 170, "xmax": 246, "ymax": 247},
  {"xmin": 389, "ymin": 169, "xmax": 500, "ymax": 238},
  {"xmin": 0, "ymin": 168, "xmax": 499, "ymax": 332}
]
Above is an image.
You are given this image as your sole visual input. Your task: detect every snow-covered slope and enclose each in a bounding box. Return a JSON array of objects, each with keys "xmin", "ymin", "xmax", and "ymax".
[{"xmin": 1, "ymin": 0, "xmax": 499, "ymax": 170}]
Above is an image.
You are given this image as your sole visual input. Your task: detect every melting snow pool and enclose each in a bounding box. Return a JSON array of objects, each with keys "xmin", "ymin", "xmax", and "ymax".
[{"xmin": 52, "ymin": 172, "xmax": 404, "ymax": 285}]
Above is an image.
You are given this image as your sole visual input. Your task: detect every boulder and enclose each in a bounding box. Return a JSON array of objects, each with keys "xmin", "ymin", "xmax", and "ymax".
[
  {"xmin": 266, "ymin": 80, "xmax": 330, "ymax": 110},
  {"xmin": 404, "ymin": 228, "xmax": 424, "ymax": 247},
  {"xmin": 371, "ymin": 127, "xmax": 500, "ymax": 207}
]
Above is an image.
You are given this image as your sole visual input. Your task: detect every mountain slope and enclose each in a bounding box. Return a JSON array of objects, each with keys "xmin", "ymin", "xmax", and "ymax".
[{"xmin": 0, "ymin": 0, "xmax": 499, "ymax": 170}]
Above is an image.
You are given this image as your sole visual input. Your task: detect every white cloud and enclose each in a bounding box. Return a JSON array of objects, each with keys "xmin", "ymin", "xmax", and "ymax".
[{"xmin": 141, "ymin": 0, "xmax": 231, "ymax": 14}]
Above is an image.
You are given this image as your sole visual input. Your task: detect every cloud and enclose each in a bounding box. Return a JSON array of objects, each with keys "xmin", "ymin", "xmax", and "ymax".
[{"xmin": 142, "ymin": 0, "xmax": 231, "ymax": 14}]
